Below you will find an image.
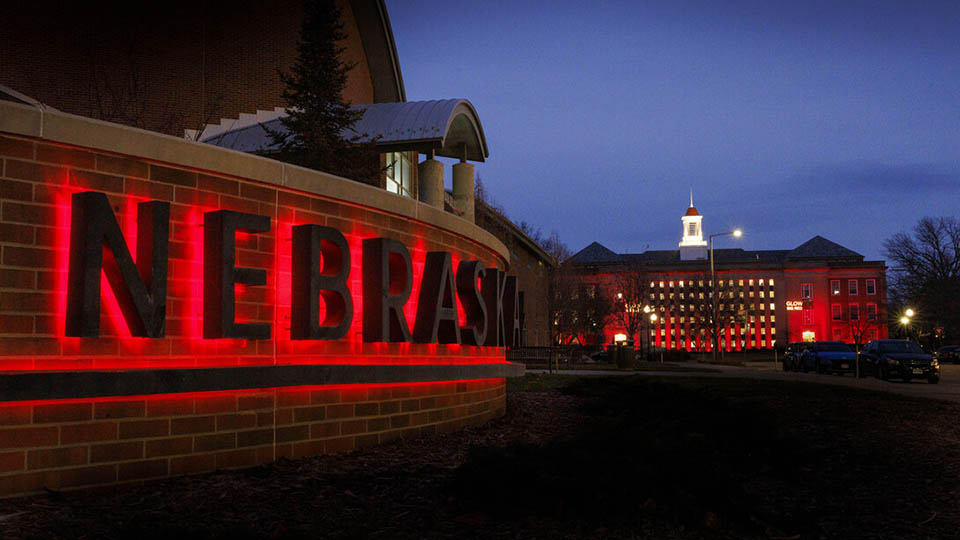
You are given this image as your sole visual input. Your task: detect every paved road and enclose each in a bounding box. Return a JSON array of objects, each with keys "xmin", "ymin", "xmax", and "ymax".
[{"xmin": 529, "ymin": 363, "xmax": 960, "ymax": 403}]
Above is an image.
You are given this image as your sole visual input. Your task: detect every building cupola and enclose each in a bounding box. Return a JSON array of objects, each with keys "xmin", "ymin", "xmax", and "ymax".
[{"xmin": 679, "ymin": 190, "xmax": 708, "ymax": 260}]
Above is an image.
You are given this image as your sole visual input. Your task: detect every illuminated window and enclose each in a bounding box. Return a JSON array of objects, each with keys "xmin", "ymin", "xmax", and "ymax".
[
  {"xmin": 679, "ymin": 280, "xmax": 684, "ymax": 287},
  {"xmin": 660, "ymin": 281, "xmax": 665, "ymax": 288},
  {"xmin": 769, "ymin": 303, "xmax": 775, "ymax": 310},
  {"xmin": 770, "ymin": 315, "xmax": 776, "ymax": 323},
  {"xmin": 749, "ymin": 279, "xmax": 754, "ymax": 286},
  {"xmin": 866, "ymin": 279, "xmax": 876, "ymax": 295},
  {"xmin": 738, "ymin": 279, "xmax": 744, "ymax": 286},
  {"xmin": 850, "ymin": 304, "xmax": 860, "ymax": 321},
  {"xmin": 699, "ymin": 280, "xmax": 704, "ymax": 287},
  {"xmin": 758, "ymin": 279, "xmax": 765, "ymax": 286},
  {"xmin": 759, "ymin": 291, "xmax": 765, "ymax": 298},
  {"xmin": 866, "ymin": 303, "xmax": 877, "ymax": 321},
  {"xmin": 831, "ymin": 304, "xmax": 842, "ymax": 321},
  {"xmin": 801, "ymin": 283, "xmax": 812, "ymax": 299},
  {"xmin": 831, "ymin": 280, "xmax": 841, "ymax": 296},
  {"xmin": 769, "ymin": 279, "xmax": 775, "ymax": 286},
  {"xmin": 769, "ymin": 291, "xmax": 774, "ymax": 298},
  {"xmin": 802, "ymin": 309, "xmax": 814, "ymax": 325},
  {"xmin": 848, "ymin": 280, "xmax": 858, "ymax": 295},
  {"xmin": 669, "ymin": 281, "xmax": 674, "ymax": 288},
  {"xmin": 385, "ymin": 152, "xmax": 413, "ymax": 197}
]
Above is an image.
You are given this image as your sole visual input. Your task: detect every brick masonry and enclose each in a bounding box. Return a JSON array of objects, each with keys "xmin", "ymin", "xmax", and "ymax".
[{"xmin": 0, "ymin": 132, "xmax": 512, "ymax": 497}]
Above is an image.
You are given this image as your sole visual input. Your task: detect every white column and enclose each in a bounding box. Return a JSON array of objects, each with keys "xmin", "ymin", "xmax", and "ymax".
[
  {"xmin": 452, "ymin": 161, "xmax": 475, "ymax": 223},
  {"xmin": 418, "ymin": 157, "xmax": 444, "ymax": 209}
]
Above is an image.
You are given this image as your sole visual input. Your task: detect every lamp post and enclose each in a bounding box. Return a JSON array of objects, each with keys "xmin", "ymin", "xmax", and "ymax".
[
  {"xmin": 900, "ymin": 308, "xmax": 914, "ymax": 340},
  {"xmin": 709, "ymin": 229, "xmax": 742, "ymax": 363},
  {"xmin": 649, "ymin": 312, "xmax": 658, "ymax": 361}
]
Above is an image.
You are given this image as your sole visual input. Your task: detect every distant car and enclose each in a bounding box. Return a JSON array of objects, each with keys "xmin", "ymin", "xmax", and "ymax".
[
  {"xmin": 934, "ymin": 345, "xmax": 960, "ymax": 364},
  {"xmin": 858, "ymin": 339, "xmax": 940, "ymax": 384},
  {"xmin": 590, "ymin": 350, "xmax": 610, "ymax": 363},
  {"xmin": 783, "ymin": 342, "xmax": 811, "ymax": 372},
  {"xmin": 800, "ymin": 341, "xmax": 856, "ymax": 375}
]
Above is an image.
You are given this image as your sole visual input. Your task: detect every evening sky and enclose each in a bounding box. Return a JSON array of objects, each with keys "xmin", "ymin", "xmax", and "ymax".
[{"xmin": 388, "ymin": 0, "xmax": 960, "ymax": 261}]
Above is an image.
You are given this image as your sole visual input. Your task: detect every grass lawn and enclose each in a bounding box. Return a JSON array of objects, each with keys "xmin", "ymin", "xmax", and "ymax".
[{"xmin": 476, "ymin": 374, "xmax": 960, "ymax": 538}]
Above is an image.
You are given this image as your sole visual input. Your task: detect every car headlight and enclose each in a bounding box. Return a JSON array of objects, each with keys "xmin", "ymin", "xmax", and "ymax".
[{"xmin": 932, "ymin": 359, "xmax": 939, "ymax": 368}]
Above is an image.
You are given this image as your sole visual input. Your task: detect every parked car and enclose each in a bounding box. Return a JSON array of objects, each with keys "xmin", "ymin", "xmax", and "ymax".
[
  {"xmin": 934, "ymin": 345, "xmax": 960, "ymax": 364},
  {"xmin": 590, "ymin": 350, "xmax": 610, "ymax": 363},
  {"xmin": 800, "ymin": 341, "xmax": 856, "ymax": 374},
  {"xmin": 783, "ymin": 342, "xmax": 811, "ymax": 372},
  {"xmin": 858, "ymin": 339, "xmax": 940, "ymax": 384}
]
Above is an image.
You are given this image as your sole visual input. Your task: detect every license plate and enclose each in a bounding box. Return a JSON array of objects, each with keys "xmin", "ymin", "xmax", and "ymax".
[
  {"xmin": 911, "ymin": 368, "xmax": 924, "ymax": 374},
  {"xmin": 841, "ymin": 363, "xmax": 849, "ymax": 369}
]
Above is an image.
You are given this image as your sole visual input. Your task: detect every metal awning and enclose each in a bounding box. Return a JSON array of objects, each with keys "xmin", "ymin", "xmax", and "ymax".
[{"xmin": 200, "ymin": 99, "xmax": 489, "ymax": 162}]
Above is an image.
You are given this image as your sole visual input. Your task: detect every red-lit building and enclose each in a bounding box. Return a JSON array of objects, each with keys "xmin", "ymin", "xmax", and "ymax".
[{"xmin": 568, "ymin": 202, "xmax": 889, "ymax": 351}]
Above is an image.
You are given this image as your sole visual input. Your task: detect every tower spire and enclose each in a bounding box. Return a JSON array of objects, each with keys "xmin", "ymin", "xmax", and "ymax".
[{"xmin": 689, "ymin": 188, "xmax": 693, "ymax": 208}]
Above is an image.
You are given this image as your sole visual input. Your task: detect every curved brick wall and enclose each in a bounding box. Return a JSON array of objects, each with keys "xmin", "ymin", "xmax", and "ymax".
[{"xmin": 0, "ymin": 102, "xmax": 520, "ymax": 497}]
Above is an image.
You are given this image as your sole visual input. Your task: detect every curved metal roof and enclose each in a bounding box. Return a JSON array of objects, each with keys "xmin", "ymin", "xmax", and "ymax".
[
  {"xmin": 349, "ymin": 99, "xmax": 489, "ymax": 161},
  {"xmin": 201, "ymin": 99, "xmax": 489, "ymax": 162}
]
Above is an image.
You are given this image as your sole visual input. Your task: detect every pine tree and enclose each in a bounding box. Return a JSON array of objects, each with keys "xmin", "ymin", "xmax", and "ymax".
[{"xmin": 270, "ymin": 0, "xmax": 381, "ymax": 185}]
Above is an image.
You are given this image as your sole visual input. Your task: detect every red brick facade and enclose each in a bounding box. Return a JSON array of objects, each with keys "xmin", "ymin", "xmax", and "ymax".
[{"xmin": 0, "ymin": 129, "xmax": 511, "ymax": 497}]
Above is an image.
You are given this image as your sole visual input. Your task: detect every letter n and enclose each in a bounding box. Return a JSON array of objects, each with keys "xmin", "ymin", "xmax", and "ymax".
[{"xmin": 66, "ymin": 191, "xmax": 169, "ymax": 337}]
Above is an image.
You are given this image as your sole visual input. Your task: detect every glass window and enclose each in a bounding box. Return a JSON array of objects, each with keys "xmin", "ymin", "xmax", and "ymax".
[
  {"xmin": 384, "ymin": 152, "xmax": 413, "ymax": 198},
  {"xmin": 866, "ymin": 303, "xmax": 877, "ymax": 321},
  {"xmin": 866, "ymin": 279, "xmax": 876, "ymax": 295},
  {"xmin": 802, "ymin": 309, "xmax": 814, "ymax": 325},
  {"xmin": 801, "ymin": 283, "xmax": 812, "ymax": 299},
  {"xmin": 848, "ymin": 280, "xmax": 858, "ymax": 295},
  {"xmin": 832, "ymin": 304, "xmax": 842, "ymax": 321},
  {"xmin": 849, "ymin": 304, "xmax": 860, "ymax": 321},
  {"xmin": 688, "ymin": 223, "xmax": 696, "ymax": 235},
  {"xmin": 831, "ymin": 280, "xmax": 841, "ymax": 296}
]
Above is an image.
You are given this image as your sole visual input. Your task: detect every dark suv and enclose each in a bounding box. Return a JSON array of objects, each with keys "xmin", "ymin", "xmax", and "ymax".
[
  {"xmin": 783, "ymin": 342, "xmax": 811, "ymax": 372},
  {"xmin": 858, "ymin": 339, "xmax": 940, "ymax": 384},
  {"xmin": 800, "ymin": 341, "xmax": 856, "ymax": 375}
]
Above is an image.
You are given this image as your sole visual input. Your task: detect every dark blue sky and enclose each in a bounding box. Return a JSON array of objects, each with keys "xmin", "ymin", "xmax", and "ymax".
[{"xmin": 388, "ymin": 0, "xmax": 960, "ymax": 261}]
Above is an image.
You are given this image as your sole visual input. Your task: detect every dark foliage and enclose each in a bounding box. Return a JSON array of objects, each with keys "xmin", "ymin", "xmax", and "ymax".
[{"xmin": 270, "ymin": 0, "xmax": 381, "ymax": 185}]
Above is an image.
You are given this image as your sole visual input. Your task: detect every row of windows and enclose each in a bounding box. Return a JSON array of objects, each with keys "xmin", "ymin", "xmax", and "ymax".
[
  {"xmin": 832, "ymin": 328, "xmax": 880, "ymax": 341},
  {"xmin": 651, "ymin": 314, "xmax": 777, "ymax": 324},
  {"xmin": 831, "ymin": 303, "xmax": 878, "ymax": 321},
  {"xmin": 650, "ymin": 278, "xmax": 775, "ymax": 289},
  {"xmin": 801, "ymin": 279, "xmax": 877, "ymax": 299},
  {"xmin": 652, "ymin": 291, "xmax": 775, "ymax": 300},
  {"xmin": 656, "ymin": 327, "xmax": 776, "ymax": 336}
]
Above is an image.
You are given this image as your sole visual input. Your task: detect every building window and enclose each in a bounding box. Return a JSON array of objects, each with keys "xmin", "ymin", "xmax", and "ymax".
[
  {"xmin": 848, "ymin": 280, "xmax": 858, "ymax": 295},
  {"xmin": 866, "ymin": 303, "xmax": 877, "ymax": 321},
  {"xmin": 850, "ymin": 304, "xmax": 860, "ymax": 321},
  {"xmin": 831, "ymin": 280, "xmax": 841, "ymax": 296},
  {"xmin": 866, "ymin": 279, "xmax": 876, "ymax": 295},
  {"xmin": 801, "ymin": 283, "xmax": 812, "ymax": 299},
  {"xmin": 832, "ymin": 328, "xmax": 843, "ymax": 340},
  {"xmin": 802, "ymin": 309, "xmax": 814, "ymax": 325},
  {"xmin": 831, "ymin": 304, "xmax": 842, "ymax": 321},
  {"xmin": 688, "ymin": 223, "xmax": 696, "ymax": 235},
  {"xmin": 385, "ymin": 152, "xmax": 413, "ymax": 198}
]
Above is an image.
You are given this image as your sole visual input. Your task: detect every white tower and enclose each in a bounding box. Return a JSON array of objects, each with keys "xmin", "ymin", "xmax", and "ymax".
[{"xmin": 679, "ymin": 190, "xmax": 707, "ymax": 260}]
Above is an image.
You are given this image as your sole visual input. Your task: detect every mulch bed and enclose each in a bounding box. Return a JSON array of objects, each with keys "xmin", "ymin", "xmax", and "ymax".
[{"xmin": 2, "ymin": 376, "xmax": 960, "ymax": 539}]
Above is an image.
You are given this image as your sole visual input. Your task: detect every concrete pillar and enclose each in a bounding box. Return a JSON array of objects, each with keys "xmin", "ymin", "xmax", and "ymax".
[
  {"xmin": 418, "ymin": 157, "xmax": 444, "ymax": 209},
  {"xmin": 452, "ymin": 161, "xmax": 475, "ymax": 223}
]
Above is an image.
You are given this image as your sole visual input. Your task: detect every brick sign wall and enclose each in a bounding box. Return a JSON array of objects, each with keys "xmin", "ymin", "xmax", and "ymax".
[{"xmin": 0, "ymin": 105, "xmax": 520, "ymax": 497}]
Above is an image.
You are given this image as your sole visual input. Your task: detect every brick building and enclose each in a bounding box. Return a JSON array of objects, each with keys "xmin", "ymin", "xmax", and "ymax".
[{"xmin": 568, "ymin": 201, "xmax": 889, "ymax": 351}]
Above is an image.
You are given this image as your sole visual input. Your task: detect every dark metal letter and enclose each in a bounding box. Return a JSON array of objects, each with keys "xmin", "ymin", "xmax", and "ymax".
[
  {"xmin": 362, "ymin": 238, "xmax": 412, "ymax": 342},
  {"xmin": 66, "ymin": 191, "xmax": 169, "ymax": 337},
  {"xmin": 291, "ymin": 225, "xmax": 352, "ymax": 340},
  {"xmin": 413, "ymin": 252, "xmax": 462, "ymax": 344},
  {"xmin": 455, "ymin": 260, "xmax": 487, "ymax": 346},
  {"xmin": 203, "ymin": 210, "xmax": 270, "ymax": 339},
  {"xmin": 481, "ymin": 268, "xmax": 506, "ymax": 347}
]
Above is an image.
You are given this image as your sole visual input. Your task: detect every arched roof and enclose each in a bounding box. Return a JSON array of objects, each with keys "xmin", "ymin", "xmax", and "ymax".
[
  {"xmin": 201, "ymin": 99, "xmax": 490, "ymax": 162},
  {"xmin": 350, "ymin": 99, "xmax": 489, "ymax": 162}
]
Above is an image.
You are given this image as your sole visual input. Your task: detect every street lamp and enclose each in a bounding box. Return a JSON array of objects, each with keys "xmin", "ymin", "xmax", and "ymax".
[
  {"xmin": 709, "ymin": 229, "xmax": 743, "ymax": 362},
  {"xmin": 900, "ymin": 308, "xmax": 914, "ymax": 339}
]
